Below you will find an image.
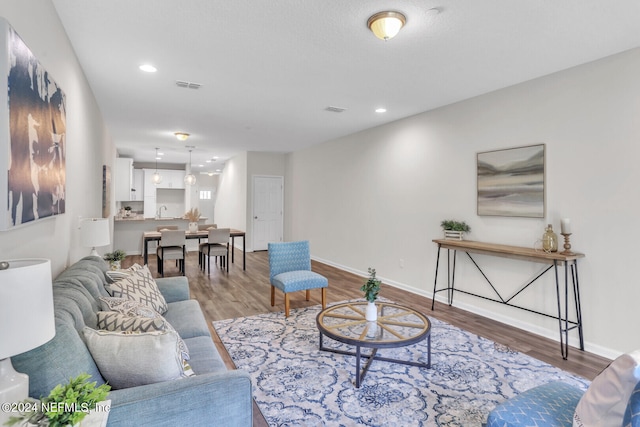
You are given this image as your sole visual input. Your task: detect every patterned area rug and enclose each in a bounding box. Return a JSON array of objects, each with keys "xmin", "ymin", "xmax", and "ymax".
[{"xmin": 213, "ymin": 301, "xmax": 589, "ymax": 426}]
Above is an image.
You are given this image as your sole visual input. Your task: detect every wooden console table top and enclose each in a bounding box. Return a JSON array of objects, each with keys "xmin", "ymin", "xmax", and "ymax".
[{"xmin": 433, "ymin": 239, "xmax": 585, "ymax": 264}]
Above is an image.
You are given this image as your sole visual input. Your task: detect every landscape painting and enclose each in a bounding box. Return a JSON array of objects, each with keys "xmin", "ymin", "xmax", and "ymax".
[
  {"xmin": 0, "ymin": 19, "xmax": 66, "ymax": 229},
  {"xmin": 477, "ymin": 144, "xmax": 545, "ymax": 218}
]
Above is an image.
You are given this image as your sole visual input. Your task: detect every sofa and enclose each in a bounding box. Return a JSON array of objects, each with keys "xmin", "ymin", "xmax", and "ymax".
[{"xmin": 12, "ymin": 256, "xmax": 252, "ymax": 427}]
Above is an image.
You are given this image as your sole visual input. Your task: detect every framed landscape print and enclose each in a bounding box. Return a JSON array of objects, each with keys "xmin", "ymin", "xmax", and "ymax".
[
  {"xmin": 0, "ymin": 18, "xmax": 66, "ymax": 230},
  {"xmin": 477, "ymin": 144, "xmax": 545, "ymax": 218}
]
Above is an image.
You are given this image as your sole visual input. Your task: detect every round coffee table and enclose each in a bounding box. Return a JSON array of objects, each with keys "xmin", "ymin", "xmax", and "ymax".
[{"xmin": 316, "ymin": 301, "xmax": 431, "ymax": 387}]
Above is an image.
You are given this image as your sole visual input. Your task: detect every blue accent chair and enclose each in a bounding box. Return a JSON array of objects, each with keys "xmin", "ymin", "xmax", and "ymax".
[
  {"xmin": 268, "ymin": 241, "xmax": 328, "ymax": 317},
  {"xmin": 486, "ymin": 379, "xmax": 640, "ymax": 427}
]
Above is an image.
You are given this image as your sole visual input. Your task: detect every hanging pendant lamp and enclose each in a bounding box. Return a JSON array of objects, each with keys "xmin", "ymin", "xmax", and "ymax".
[
  {"xmin": 152, "ymin": 148, "xmax": 162, "ymax": 184},
  {"xmin": 184, "ymin": 148, "xmax": 196, "ymax": 186}
]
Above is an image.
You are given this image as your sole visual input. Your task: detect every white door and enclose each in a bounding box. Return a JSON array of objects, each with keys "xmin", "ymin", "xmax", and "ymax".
[{"xmin": 253, "ymin": 176, "xmax": 283, "ymax": 251}]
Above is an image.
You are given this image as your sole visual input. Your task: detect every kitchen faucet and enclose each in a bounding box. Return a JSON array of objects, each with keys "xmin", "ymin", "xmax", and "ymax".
[{"xmin": 156, "ymin": 205, "xmax": 167, "ymax": 219}]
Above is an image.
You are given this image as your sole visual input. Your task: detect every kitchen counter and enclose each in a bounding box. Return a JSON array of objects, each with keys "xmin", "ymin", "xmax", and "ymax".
[{"xmin": 114, "ymin": 216, "xmax": 210, "ymax": 255}]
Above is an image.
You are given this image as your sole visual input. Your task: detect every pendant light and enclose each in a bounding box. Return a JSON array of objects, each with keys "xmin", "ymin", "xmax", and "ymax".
[
  {"xmin": 184, "ymin": 148, "xmax": 196, "ymax": 186},
  {"xmin": 152, "ymin": 148, "xmax": 162, "ymax": 184}
]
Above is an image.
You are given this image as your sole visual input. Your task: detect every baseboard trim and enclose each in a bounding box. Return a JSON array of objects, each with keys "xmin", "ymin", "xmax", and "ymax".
[{"xmin": 312, "ymin": 255, "xmax": 620, "ymax": 361}]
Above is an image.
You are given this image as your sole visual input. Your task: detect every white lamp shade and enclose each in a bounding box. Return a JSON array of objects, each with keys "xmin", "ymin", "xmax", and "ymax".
[
  {"xmin": 0, "ymin": 259, "xmax": 55, "ymax": 359},
  {"xmin": 80, "ymin": 218, "xmax": 110, "ymax": 249}
]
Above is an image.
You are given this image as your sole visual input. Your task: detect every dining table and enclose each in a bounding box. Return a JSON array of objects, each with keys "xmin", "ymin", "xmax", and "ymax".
[{"xmin": 142, "ymin": 229, "xmax": 246, "ymax": 270}]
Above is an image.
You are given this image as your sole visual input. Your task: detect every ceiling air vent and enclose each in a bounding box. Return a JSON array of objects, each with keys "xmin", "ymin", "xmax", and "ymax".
[
  {"xmin": 176, "ymin": 80, "xmax": 202, "ymax": 89},
  {"xmin": 325, "ymin": 106, "xmax": 347, "ymax": 113}
]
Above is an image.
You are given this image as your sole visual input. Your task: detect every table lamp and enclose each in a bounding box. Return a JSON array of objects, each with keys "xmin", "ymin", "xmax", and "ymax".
[
  {"xmin": 80, "ymin": 218, "xmax": 110, "ymax": 256},
  {"xmin": 0, "ymin": 259, "xmax": 54, "ymax": 426}
]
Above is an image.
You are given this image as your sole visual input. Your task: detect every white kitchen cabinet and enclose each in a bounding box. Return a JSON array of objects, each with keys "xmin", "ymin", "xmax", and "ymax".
[
  {"xmin": 115, "ymin": 158, "xmax": 133, "ymax": 201},
  {"xmin": 157, "ymin": 170, "xmax": 186, "ymax": 189},
  {"xmin": 131, "ymin": 169, "xmax": 144, "ymax": 201}
]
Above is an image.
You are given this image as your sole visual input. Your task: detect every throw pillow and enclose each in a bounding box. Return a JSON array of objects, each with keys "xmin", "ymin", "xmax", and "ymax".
[
  {"xmin": 574, "ymin": 349, "xmax": 640, "ymax": 427},
  {"xmin": 96, "ymin": 311, "xmax": 189, "ymax": 361},
  {"xmin": 99, "ymin": 296, "xmax": 159, "ymax": 318},
  {"xmin": 83, "ymin": 327, "xmax": 185, "ymax": 389},
  {"xmin": 104, "ymin": 264, "xmax": 168, "ymax": 314}
]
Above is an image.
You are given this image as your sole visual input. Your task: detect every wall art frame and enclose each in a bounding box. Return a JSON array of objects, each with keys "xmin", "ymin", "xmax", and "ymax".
[
  {"xmin": 477, "ymin": 144, "xmax": 545, "ymax": 218},
  {"xmin": 0, "ymin": 18, "xmax": 66, "ymax": 230}
]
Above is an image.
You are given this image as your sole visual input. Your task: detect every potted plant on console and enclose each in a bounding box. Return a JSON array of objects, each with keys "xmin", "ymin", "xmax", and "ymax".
[
  {"xmin": 185, "ymin": 208, "xmax": 200, "ymax": 233},
  {"xmin": 361, "ymin": 267, "xmax": 381, "ymax": 322},
  {"xmin": 440, "ymin": 220, "xmax": 471, "ymax": 240},
  {"xmin": 103, "ymin": 249, "xmax": 126, "ymax": 270}
]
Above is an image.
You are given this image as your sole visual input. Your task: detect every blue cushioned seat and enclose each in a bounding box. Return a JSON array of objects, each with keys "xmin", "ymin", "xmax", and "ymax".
[
  {"xmin": 268, "ymin": 241, "xmax": 328, "ymax": 317},
  {"xmin": 624, "ymin": 380, "xmax": 640, "ymax": 427},
  {"xmin": 486, "ymin": 381, "xmax": 584, "ymax": 427}
]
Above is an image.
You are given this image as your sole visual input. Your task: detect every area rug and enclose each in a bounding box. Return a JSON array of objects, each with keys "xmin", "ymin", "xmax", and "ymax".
[{"xmin": 213, "ymin": 300, "xmax": 589, "ymax": 426}]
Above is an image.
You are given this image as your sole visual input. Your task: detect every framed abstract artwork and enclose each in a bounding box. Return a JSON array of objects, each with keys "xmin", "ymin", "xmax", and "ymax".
[
  {"xmin": 0, "ymin": 18, "xmax": 66, "ymax": 230},
  {"xmin": 477, "ymin": 144, "xmax": 545, "ymax": 218}
]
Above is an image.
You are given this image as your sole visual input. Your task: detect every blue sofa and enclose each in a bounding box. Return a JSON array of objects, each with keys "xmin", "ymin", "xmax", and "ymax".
[{"xmin": 12, "ymin": 256, "xmax": 252, "ymax": 427}]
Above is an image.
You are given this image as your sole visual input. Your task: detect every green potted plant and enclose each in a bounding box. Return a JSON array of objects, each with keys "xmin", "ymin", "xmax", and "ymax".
[
  {"xmin": 103, "ymin": 249, "xmax": 126, "ymax": 270},
  {"xmin": 361, "ymin": 267, "xmax": 381, "ymax": 321},
  {"xmin": 5, "ymin": 373, "xmax": 110, "ymax": 427},
  {"xmin": 440, "ymin": 220, "xmax": 471, "ymax": 240}
]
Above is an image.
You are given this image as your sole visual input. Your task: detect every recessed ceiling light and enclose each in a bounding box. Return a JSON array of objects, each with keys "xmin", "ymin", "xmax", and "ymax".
[
  {"xmin": 157, "ymin": 152, "xmax": 164, "ymax": 156},
  {"xmin": 155, "ymin": 157, "xmax": 161, "ymax": 160},
  {"xmin": 375, "ymin": 108, "xmax": 387, "ymax": 113},
  {"xmin": 139, "ymin": 64, "xmax": 157, "ymax": 73}
]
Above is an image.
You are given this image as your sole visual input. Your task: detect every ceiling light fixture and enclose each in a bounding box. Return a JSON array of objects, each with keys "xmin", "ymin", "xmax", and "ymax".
[
  {"xmin": 184, "ymin": 148, "xmax": 197, "ymax": 186},
  {"xmin": 174, "ymin": 132, "xmax": 190, "ymax": 141},
  {"xmin": 367, "ymin": 11, "xmax": 406, "ymax": 41},
  {"xmin": 152, "ymin": 148, "xmax": 162, "ymax": 185},
  {"xmin": 375, "ymin": 108, "xmax": 387, "ymax": 113}
]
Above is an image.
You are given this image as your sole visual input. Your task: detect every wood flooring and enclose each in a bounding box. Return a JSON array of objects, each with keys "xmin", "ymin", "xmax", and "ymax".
[{"xmin": 125, "ymin": 248, "xmax": 610, "ymax": 426}]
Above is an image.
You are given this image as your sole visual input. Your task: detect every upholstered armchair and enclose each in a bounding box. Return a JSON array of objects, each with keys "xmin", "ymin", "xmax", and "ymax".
[{"xmin": 268, "ymin": 240, "xmax": 328, "ymax": 317}]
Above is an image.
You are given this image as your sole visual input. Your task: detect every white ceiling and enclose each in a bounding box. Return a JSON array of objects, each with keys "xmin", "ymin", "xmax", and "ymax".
[{"xmin": 51, "ymin": 0, "xmax": 640, "ymax": 173}]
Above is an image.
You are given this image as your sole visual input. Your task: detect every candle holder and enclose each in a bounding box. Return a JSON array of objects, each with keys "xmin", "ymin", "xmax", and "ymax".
[{"xmin": 560, "ymin": 233, "xmax": 574, "ymax": 255}]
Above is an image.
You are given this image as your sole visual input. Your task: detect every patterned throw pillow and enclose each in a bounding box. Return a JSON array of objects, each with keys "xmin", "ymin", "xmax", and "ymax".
[
  {"xmin": 99, "ymin": 296, "xmax": 159, "ymax": 318},
  {"xmin": 96, "ymin": 311, "xmax": 189, "ymax": 361},
  {"xmin": 104, "ymin": 265, "xmax": 168, "ymax": 314},
  {"xmin": 83, "ymin": 327, "xmax": 187, "ymax": 389},
  {"xmin": 104, "ymin": 264, "xmax": 143, "ymax": 283}
]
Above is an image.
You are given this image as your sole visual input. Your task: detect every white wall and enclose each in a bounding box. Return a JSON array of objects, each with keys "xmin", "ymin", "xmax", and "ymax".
[
  {"xmin": 286, "ymin": 47, "xmax": 640, "ymax": 359},
  {"xmin": 0, "ymin": 1, "xmax": 115, "ymax": 276},
  {"xmin": 214, "ymin": 152, "xmax": 247, "ymax": 239}
]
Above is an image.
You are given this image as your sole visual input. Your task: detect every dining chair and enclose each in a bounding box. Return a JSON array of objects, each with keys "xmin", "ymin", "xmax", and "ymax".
[
  {"xmin": 156, "ymin": 229, "xmax": 186, "ymax": 277},
  {"xmin": 156, "ymin": 225, "xmax": 178, "ymax": 231},
  {"xmin": 199, "ymin": 228, "xmax": 230, "ymax": 273},
  {"xmin": 196, "ymin": 224, "xmax": 218, "ymax": 267},
  {"xmin": 268, "ymin": 240, "xmax": 328, "ymax": 317}
]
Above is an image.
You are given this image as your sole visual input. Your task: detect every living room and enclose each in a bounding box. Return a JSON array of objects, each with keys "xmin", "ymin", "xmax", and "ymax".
[{"xmin": 1, "ymin": 1, "xmax": 639, "ymax": 425}]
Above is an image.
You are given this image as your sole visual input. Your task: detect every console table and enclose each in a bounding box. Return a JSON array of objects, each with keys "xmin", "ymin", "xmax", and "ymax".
[{"xmin": 431, "ymin": 239, "xmax": 585, "ymax": 359}]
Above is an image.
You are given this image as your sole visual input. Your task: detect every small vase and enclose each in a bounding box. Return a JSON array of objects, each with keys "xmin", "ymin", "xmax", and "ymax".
[
  {"xmin": 365, "ymin": 301, "xmax": 377, "ymax": 321},
  {"xmin": 188, "ymin": 222, "xmax": 198, "ymax": 233},
  {"xmin": 109, "ymin": 260, "xmax": 121, "ymax": 271}
]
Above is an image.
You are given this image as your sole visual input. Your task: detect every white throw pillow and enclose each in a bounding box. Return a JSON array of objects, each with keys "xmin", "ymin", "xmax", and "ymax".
[
  {"xmin": 83, "ymin": 327, "xmax": 185, "ymax": 389},
  {"xmin": 104, "ymin": 264, "xmax": 168, "ymax": 314},
  {"xmin": 573, "ymin": 349, "xmax": 640, "ymax": 426},
  {"xmin": 96, "ymin": 311, "xmax": 189, "ymax": 361}
]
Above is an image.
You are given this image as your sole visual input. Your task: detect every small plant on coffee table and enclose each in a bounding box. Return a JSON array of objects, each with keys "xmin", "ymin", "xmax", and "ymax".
[{"xmin": 361, "ymin": 267, "xmax": 381, "ymax": 303}]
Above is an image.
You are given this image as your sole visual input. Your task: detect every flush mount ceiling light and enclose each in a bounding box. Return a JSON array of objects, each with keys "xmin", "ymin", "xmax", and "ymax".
[
  {"xmin": 367, "ymin": 11, "xmax": 406, "ymax": 41},
  {"xmin": 152, "ymin": 148, "xmax": 162, "ymax": 185},
  {"xmin": 174, "ymin": 132, "xmax": 190, "ymax": 141},
  {"xmin": 184, "ymin": 148, "xmax": 197, "ymax": 186}
]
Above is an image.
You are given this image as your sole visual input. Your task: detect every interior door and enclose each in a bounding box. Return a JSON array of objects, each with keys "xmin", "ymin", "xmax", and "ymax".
[{"xmin": 253, "ymin": 176, "xmax": 283, "ymax": 251}]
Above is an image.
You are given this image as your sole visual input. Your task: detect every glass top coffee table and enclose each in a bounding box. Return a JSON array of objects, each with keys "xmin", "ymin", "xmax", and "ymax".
[{"xmin": 316, "ymin": 301, "xmax": 431, "ymax": 387}]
